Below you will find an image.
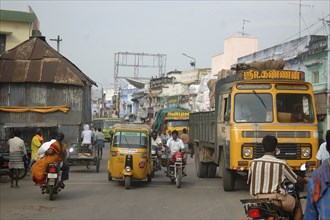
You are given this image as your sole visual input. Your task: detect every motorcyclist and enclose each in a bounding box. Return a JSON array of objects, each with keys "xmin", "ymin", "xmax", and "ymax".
[
  {"xmin": 165, "ymin": 130, "xmax": 185, "ymax": 175},
  {"xmin": 247, "ymin": 135, "xmax": 308, "ymax": 220}
]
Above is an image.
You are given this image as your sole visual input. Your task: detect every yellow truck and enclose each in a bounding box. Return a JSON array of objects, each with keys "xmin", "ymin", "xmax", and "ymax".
[
  {"xmin": 153, "ymin": 107, "xmax": 189, "ymax": 135},
  {"xmin": 189, "ymin": 69, "xmax": 318, "ymax": 191}
]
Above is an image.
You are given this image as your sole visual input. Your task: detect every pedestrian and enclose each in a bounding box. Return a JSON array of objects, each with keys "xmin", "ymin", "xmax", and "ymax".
[
  {"xmin": 30, "ymin": 128, "xmax": 43, "ymax": 168},
  {"xmin": 180, "ymin": 128, "xmax": 190, "ymax": 159},
  {"xmin": 94, "ymin": 128, "xmax": 105, "ymax": 159},
  {"xmin": 8, "ymin": 129, "xmax": 27, "ymax": 188},
  {"xmin": 316, "ymin": 130, "xmax": 330, "ymax": 165},
  {"xmin": 304, "ymin": 130, "xmax": 330, "ymax": 219}
]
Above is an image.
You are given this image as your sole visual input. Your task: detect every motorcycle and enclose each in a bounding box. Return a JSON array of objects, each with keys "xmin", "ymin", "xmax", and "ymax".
[
  {"xmin": 240, "ymin": 164, "xmax": 308, "ymax": 219},
  {"xmin": 150, "ymin": 145, "xmax": 162, "ymax": 177},
  {"xmin": 40, "ymin": 162, "xmax": 63, "ymax": 200},
  {"xmin": 166, "ymin": 151, "xmax": 186, "ymax": 188}
]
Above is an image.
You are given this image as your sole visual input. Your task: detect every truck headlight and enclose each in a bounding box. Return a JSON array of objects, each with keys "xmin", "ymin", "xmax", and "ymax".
[
  {"xmin": 243, "ymin": 148, "xmax": 252, "ymax": 157},
  {"xmin": 301, "ymin": 148, "xmax": 310, "ymax": 157},
  {"xmin": 69, "ymin": 148, "xmax": 74, "ymax": 153},
  {"xmin": 242, "ymin": 147, "xmax": 252, "ymax": 158}
]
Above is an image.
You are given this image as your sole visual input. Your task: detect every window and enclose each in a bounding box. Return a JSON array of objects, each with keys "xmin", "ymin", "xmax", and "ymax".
[
  {"xmin": 0, "ymin": 34, "xmax": 6, "ymax": 55},
  {"xmin": 234, "ymin": 93, "xmax": 273, "ymax": 123},
  {"xmin": 224, "ymin": 94, "xmax": 231, "ymax": 122},
  {"xmin": 113, "ymin": 132, "xmax": 147, "ymax": 148},
  {"xmin": 276, "ymin": 94, "xmax": 314, "ymax": 123},
  {"xmin": 167, "ymin": 121, "xmax": 189, "ymax": 127},
  {"xmin": 313, "ymin": 71, "xmax": 319, "ymax": 84}
]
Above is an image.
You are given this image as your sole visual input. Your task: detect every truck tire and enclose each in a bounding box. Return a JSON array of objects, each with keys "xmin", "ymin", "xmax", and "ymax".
[
  {"xmin": 195, "ymin": 150, "xmax": 207, "ymax": 178},
  {"xmin": 207, "ymin": 163, "xmax": 217, "ymax": 178},
  {"xmin": 222, "ymin": 165, "xmax": 235, "ymax": 191}
]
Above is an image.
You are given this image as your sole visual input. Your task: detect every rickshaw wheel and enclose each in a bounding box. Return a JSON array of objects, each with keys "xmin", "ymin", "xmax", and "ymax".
[
  {"xmin": 147, "ymin": 174, "xmax": 152, "ymax": 183},
  {"xmin": 108, "ymin": 173, "xmax": 112, "ymax": 181},
  {"xmin": 151, "ymin": 171, "xmax": 155, "ymax": 178},
  {"xmin": 124, "ymin": 176, "xmax": 131, "ymax": 189}
]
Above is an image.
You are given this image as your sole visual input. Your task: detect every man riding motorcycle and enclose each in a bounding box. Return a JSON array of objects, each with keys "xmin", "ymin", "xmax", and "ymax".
[
  {"xmin": 165, "ymin": 130, "xmax": 185, "ymax": 176},
  {"xmin": 247, "ymin": 135, "xmax": 308, "ymax": 220}
]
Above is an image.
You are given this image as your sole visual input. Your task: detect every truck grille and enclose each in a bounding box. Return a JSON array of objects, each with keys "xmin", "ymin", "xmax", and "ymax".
[
  {"xmin": 242, "ymin": 131, "xmax": 310, "ymax": 138},
  {"xmin": 253, "ymin": 144, "xmax": 302, "ymax": 160}
]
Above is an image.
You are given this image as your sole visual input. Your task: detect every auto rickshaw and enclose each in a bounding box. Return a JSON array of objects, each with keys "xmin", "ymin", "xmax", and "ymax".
[{"xmin": 107, "ymin": 123, "xmax": 152, "ymax": 189}]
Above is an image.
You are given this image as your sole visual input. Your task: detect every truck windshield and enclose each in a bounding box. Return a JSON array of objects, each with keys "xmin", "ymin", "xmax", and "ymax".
[
  {"xmin": 167, "ymin": 121, "xmax": 189, "ymax": 127},
  {"xmin": 113, "ymin": 132, "xmax": 147, "ymax": 148},
  {"xmin": 276, "ymin": 93, "xmax": 314, "ymax": 123},
  {"xmin": 234, "ymin": 93, "xmax": 273, "ymax": 123}
]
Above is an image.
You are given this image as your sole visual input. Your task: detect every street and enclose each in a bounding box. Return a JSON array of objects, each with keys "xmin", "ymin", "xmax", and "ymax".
[{"xmin": 1, "ymin": 143, "xmax": 251, "ymax": 220}]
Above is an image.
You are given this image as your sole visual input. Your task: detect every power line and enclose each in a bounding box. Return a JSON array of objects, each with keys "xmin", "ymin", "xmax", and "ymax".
[{"xmin": 280, "ymin": 14, "xmax": 329, "ymax": 44}]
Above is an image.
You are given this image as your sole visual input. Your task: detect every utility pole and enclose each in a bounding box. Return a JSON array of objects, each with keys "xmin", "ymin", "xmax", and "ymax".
[
  {"xmin": 289, "ymin": 1, "xmax": 313, "ymax": 38},
  {"xmin": 327, "ymin": 20, "xmax": 330, "ymax": 130},
  {"xmin": 50, "ymin": 35, "xmax": 62, "ymax": 52}
]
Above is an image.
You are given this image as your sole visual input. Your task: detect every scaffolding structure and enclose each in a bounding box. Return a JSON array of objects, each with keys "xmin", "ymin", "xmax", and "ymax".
[{"xmin": 113, "ymin": 52, "xmax": 167, "ymax": 94}]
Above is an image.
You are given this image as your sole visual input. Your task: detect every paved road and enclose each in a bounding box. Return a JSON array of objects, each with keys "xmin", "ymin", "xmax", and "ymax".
[{"xmin": 1, "ymin": 143, "xmax": 252, "ymax": 220}]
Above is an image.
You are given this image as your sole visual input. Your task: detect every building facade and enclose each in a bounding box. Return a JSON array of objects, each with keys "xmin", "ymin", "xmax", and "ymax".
[
  {"xmin": 0, "ymin": 7, "xmax": 41, "ymax": 54},
  {"xmin": 211, "ymin": 36, "xmax": 258, "ymax": 75}
]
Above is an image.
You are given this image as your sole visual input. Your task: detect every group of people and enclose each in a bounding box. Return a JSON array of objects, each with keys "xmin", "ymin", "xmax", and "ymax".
[
  {"xmin": 6, "ymin": 124, "xmax": 105, "ymax": 188},
  {"xmin": 150, "ymin": 128, "xmax": 192, "ymax": 176},
  {"xmin": 6, "ymin": 128, "xmax": 67, "ymax": 188},
  {"xmin": 81, "ymin": 124, "xmax": 105, "ymax": 158},
  {"xmin": 6, "ymin": 126, "xmax": 329, "ymax": 219},
  {"xmin": 248, "ymin": 130, "xmax": 330, "ymax": 220}
]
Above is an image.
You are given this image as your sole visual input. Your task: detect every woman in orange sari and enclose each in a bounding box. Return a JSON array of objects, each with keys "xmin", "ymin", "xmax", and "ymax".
[{"xmin": 32, "ymin": 132, "xmax": 67, "ymax": 184}]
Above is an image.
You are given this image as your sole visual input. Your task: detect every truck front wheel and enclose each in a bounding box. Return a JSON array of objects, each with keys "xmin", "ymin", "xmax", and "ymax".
[{"xmin": 222, "ymin": 165, "xmax": 235, "ymax": 191}]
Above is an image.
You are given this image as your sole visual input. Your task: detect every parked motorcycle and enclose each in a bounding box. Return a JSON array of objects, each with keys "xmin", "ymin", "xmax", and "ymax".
[
  {"xmin": 240, "ymin": 164, "xmax": 308, "ymax": 219},
  {"xmin": 40, "ymin": 162, "xmax": 63, "ymax": 200},
  {"xmin": 166, "ymin": 151, "xmax": 186, "ymax": 188},
  {"xmin": 151, "ymin": 145, "xmax": 162, "ymax": 177}
]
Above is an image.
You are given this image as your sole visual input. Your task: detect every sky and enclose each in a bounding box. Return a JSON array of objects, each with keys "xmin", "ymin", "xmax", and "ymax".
[{"xmin": 1, "ymin": 0, "xmax": 329, "ymax": 89}]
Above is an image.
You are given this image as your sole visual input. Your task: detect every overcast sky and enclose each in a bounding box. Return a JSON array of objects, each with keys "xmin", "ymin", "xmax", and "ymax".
[{"xmin": 1, "ymin": 0, "xmax": 329, "ymax": 88}]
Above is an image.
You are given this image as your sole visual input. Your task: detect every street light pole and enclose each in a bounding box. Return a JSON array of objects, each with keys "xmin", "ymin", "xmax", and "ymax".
[{"xmin": 182, "ymin": 53, "xmax": 196, "ymax": 69}]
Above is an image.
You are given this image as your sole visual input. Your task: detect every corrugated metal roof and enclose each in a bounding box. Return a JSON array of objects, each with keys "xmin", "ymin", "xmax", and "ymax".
[{"xmin": 0, "ymin": 36, "xmax": 96, "ymax": 86}]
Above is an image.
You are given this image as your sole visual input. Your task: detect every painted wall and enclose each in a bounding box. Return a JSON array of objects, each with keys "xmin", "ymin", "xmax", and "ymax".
[
  {"xmin": 0, "ymin": 20, "xmax": 32, "ymax": 51},
  {"xmin": 211, "ymin": 36, "xmax": 258, "ymax": 74}
]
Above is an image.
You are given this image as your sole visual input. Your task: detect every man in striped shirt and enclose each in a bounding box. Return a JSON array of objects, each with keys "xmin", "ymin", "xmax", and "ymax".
[{"xmin": 247, "ymin": 135, "xmax": 307, "ymax": 220}]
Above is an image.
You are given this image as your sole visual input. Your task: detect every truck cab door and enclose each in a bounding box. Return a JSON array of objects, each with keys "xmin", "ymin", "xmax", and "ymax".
[{"xmin": 218, "ymin": 93, "xmax": 231, "ymax": 143}]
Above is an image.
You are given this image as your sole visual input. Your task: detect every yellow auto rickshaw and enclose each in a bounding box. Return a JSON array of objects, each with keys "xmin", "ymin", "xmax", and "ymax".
[{"xmin": 107, "ymin": 123, "xmax": 152, "ymax": 189}]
